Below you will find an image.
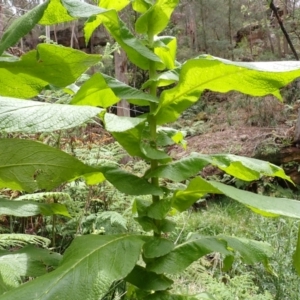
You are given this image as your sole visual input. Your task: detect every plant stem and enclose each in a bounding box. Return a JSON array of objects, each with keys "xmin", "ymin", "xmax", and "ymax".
[{"xmin": 148, "ymin": 34, "xmax": 161, "ymax": 237}]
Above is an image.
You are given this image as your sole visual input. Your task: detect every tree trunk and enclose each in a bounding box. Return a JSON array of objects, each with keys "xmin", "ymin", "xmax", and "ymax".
[{"xmin": 115, "ymin": 49, "xmax": 130, "ymax": 117}]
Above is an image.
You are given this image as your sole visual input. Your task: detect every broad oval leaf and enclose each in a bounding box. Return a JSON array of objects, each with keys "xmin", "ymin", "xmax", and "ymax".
[
  {"xmin": 125, "ymin": 265, "xmax": 173, "ymax": 291},
  {"xmin": 0, "ymin": 199, "xmax": 70, "ymax": 217},
  {"xmin": 70, "ymin": 73, "xmax": 119, "ymax": 107},
  {"xmin": 84, "ymin": 10, "xmax": 161, "ymax": 70},
  {"xmin": 70, "ymin": 73, "xmax": 158, "ymax": 107},
  {"xmin": 0, "ymin": 235, "xmax": 146, "ymax": 300},
  {"xmin": 0, "ymin": 138, "xmax": 103, "ymax": 192},
  {"xmin": 154, "ymin": 36, "xmax": 177, "ymax": 70},
  {"xmin": 0, "ymin": 44, "xmax": 100, "ymax": 98},
  {"xmin": 0, "ymin": 97, "xmax": 103, "ymax": 133},
  {"xmin": 210, "ymin": 181, "xmax": 300, "ymax": 218},
  {"xmin": 104, "ymin": 113, "xmax": 146, "ymax": 157},
  {"xmin": 99, "ymin": 0, "xmax": 130, "ymax": 11},
  {"xmin": 135, "ymin": 0, "xmax": 179, "ymax": 36},
  {"xmin": 145, "ymin": 153, "xmax": 292, "ymax": 183},
  {"xmin": 99, "ymin": 165, "xmax": 163, "ymax": 196},
  {"xmin": 155, "ymin": 55, "xmax": 300, "ymax": 124},
  {"xmin": 146, "ymin": 235, "xmax": 272, "ymax": 275},
  {"xmin": 0, "ymin": 2, "xmax": 49, "ymax": 55},
  {"xmin": 173, "ymin": 177, "xmax": 300, "ymax": 218},
  {"xmin": 143, "ymin": 237, "xmax": 174, "ymax": 258}
]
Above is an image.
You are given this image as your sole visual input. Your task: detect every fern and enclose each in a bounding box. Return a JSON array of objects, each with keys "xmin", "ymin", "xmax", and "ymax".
[
  {"xmin": 0, "ymin": 234, "xmax": 50, "ymax": 249},
  {"xmin": 16, "ymin": 192, "xmax": 72, "ymax": 203}
]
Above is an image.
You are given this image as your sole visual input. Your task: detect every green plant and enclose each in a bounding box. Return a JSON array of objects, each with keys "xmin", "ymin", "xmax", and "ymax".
[{"xmin": 2, "ymin": 0, "xmax": 300, "ymax": 299}]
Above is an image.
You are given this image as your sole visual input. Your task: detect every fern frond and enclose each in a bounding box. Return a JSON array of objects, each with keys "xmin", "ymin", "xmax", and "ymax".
[{"xmin": 0, "ymin": 234, "xmax": 50, "ymax": 250}]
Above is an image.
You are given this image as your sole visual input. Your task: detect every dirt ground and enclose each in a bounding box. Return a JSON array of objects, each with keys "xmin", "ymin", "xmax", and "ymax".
[{"xmin": 168, "ymin": 92, "xmax": 299, "ymax": 160}]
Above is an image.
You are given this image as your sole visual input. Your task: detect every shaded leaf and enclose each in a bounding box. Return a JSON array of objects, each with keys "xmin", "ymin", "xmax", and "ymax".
[
  {"xmin": 102, "ymin": 73, "xmax": 159, "ymax": 105},
  {"xmin": 125, "ymin": 265, "xmax": 173, "ymax": 291},
  {"xmin": 145, "ymin": 153, "xmax": 292, "ymax": 183},
  {"xmin": 0, "ymin": 2, "xmax": 49, "ymax": 55},
  {"xmin": 173, "ymin": 177, "xmax": 221, "ymax": 212},
  {"xmin": 0, "ymin": 97, "xmax": 103, "ymax": 133},
  {"xmin": 0, "ymin": 44, "xmax": 100, "ymax": 98},
  {"xmin": 147, "ymin": 235, "xmax": 272, "ymax": 275},
  {"xmin": 0, "ymin": 199, "xmax": 70, "ymax": 217},
  {"xmin": 0, "ymin": 245, "xmax": 61, "ymax": 280},
  {"xmin": 155, "ymin": 55, "xmax": 300, "ymax": 124},
  {"xmin": 143, "ymin": 237, "xmax": 174, "ymax": 258},
  {"xmin": 146, "ymin": 236, "xmax": 230, "ymax": 274},
  {"xmin": 104, "ymin": 113, "xmax": 146, "ymax": 157},
  {"xmin": 1, "ymin": 235, "xmax": 145, "ymax": 300},
  {"xmin": 99, "ymin": 165, "xmax": 163, "ymax": 196},
  {"xmin": 0, "ymin": 139, "xmax": 103, "ymax": 192},
  {"xmin": 210, "ymin": 181, "xmax": 300, "ymax": 218}
]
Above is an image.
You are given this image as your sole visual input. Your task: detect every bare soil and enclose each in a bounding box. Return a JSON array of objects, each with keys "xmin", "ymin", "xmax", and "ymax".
[{"xmin": 169, "ymin": 92, "xmax": 299, "ymax": 160}]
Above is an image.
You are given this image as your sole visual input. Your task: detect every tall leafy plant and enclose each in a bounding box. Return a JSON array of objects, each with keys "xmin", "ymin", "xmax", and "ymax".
[{"xmin": 1, "ymin": 0, "xmax": 300, "ymax": 298}]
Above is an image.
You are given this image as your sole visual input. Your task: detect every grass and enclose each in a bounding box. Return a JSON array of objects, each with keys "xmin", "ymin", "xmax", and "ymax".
[{"xmin": 170, "ymin": 197, "xmax": 300, "ymax": 299}]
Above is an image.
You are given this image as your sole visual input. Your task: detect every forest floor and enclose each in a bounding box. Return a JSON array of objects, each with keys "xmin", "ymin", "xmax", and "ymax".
[{"xmin": 168, "ymin": 91, "xmax": 299, "ymax": 160}]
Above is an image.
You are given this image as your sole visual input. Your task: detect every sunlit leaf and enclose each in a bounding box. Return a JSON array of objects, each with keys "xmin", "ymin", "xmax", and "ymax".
[
  {"xmin": 135, "ymin": 0, "xmax": 179, "ymax": 36},
  {"xmin": 0, "ymin": 2, "xmax": 49, "ymax": 55},
  {"xmin": 0, "ymin": 139, "xmax": 103, "ymax": 192},
  {"xmin": 0, "ymin": 44, "xmax": 100, "ymax": 98},
  {"xmin": 0, "ymin": 199, "xmax": 70, "ymax": 217},
  {"xmin": 156, "ymin": 55, "xmax": 300, "ymax": 124},
  {"xmin": 0, "ymin": 235, "xmax": 145, "ymax": 300},
  {"xmin": 0, "ymin": 97, "xmax": 103, "ymax": 133}
]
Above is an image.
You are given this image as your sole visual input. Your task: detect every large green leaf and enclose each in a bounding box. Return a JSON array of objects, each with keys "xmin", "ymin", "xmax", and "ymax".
[
  {"xmin": 145, "ymin": 153, "xmax": 291, "ymax": 183},
  {"xmin": 0, "ymin": 44, "xmax": 100, "ymax": 98},
  {"xmin": 84, "ymin": 10, "xmax": 161, "ymax": 70},
  {"xmin": 99, "ymin": 165, "xmax": 163, "ymax": 196},
  {"xmin": 146, "ymin": 235, "xmax": 272, "ymax": 275},
  {"xmin": 142, "ymin": 68, "xmax": 180, "ymax": 89},
  {"xmin": 0, "ymin": 199, "xmax": 70, "ymax": 217},
  {"xmin": 99, "ymin": 0, "xmax": 130, "ymax": 11},
  {"xmin": 0, "ymin": 245, "xmax": 62, "ymax": 295},
  {"xmin": 102, "ymin": 73, "xmax": 159, "ymax": 105},
  {"xmin": 40, "ymin": 0, "xmax": 161, "ymax": 69},
  {"xmin": 143, "ymin": 237, "xmax": 174, "ymax": 258},
  {"xmin": 173, "ymin": 177, "xmax": 221, "ymax": 212},
  {"xmin": 173, "ymin": 177, "xmax": 300, "ymax": 218},
  {"xmin": 104, "ymin": 113, "xmax": 146, "ymax": 157},
  {"xmin": 135, "ymin": 0, "xmax": 179, "ymax": 36},
  {"xmin": 1, "ymin": 235, "xmax": 145, "ymax": 300},
  {"xmin": 0, "ymin": 139, "xmax": 104, "ymax": 192},
  {"xmin": 154, "ymin": 36, "xmax": 177, "ymax": 70},
  {"xmin": 125, "ymin": 265, "xmax": 173, "ymax": 291},
  {"xmin": 70, "ymin": 73, "xmax": 119, "ymax": 107},
  {"xmin": 0, "ymin": 97, "xmax": 102, "ymax": 133},
  {"xmin": 70, "ymin": 73, "xmax": 158, "ymax": 107},
  {"xmin": 155, "ymin": 55, "xmax": 300, "ymax": 124},
  {"xmin": 0, "ymin": 2, "xmax": 49, "ymax": 55},
  {"xmin": 39, "ymin": 0, "xmax": 76, "ymax": 24}
]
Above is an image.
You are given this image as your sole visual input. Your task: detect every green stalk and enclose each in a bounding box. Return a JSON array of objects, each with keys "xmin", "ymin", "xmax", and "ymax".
[{"xmin": 148, "ymin": 33, "xmax": 161, "ymax": 237}]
